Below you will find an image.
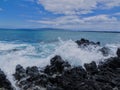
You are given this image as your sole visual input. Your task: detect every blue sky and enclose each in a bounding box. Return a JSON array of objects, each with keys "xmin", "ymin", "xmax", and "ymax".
[{"xmin": 0, "ymin": 0, "xmax": 120, "ymax": 31}]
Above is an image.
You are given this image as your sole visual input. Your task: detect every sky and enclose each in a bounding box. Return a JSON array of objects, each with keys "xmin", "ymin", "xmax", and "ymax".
[{"xmin": 0, "ymin": 0, "xmax": 120, "ymax": 31}]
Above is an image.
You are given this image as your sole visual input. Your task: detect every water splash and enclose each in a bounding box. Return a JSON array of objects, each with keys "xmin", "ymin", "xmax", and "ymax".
[{"xmin": 0, "ymin": 40, "xmax": 119, "ymax": 89}]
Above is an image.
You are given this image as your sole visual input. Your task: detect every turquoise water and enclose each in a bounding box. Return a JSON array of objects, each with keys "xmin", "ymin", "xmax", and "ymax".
[
  {"xmin": 0, "ymin": 29, "xmax": 120, "ymax": 88},
  {"xmin": 0, "ymin": 29, "xmax": 120, "ymax": 44}
]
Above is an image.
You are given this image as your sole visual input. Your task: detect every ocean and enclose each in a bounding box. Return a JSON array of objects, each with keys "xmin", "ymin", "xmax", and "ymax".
[{"xmin": 0, "ymin": 29, "xmax": 120, "ymax": 89}]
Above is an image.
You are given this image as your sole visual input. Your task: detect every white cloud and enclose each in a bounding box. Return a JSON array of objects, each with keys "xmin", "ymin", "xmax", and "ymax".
[
  {"xmin": 38, "ymin": 0, "xmax": 97, "ymax": 15},
  {"xmin": 83, "ymin": 15, "xmax": 117, "ymax": 23},
  {"xmin": 28, "ymin": 0, "xmax": 120, "ymax": 31},
  {"xmin": 29, "ymin": 14, "xmax": 120, "ymax": 31},
  {"xmin": 29, "ymin": 15, "xmax": 118, "ymax": 25},
  {"xmin": 38, "ymin": 0, "xmax": 120, "ymax": 15},
  {"xmin": 98, "ymin": 0, "xmax": 120, "ymax": 9}
]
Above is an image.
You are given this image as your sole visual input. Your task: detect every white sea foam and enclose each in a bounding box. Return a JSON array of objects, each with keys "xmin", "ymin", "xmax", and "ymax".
[
  {"xmin": 0, "ymin": 40, "xmax": 119, "ymax": 89},
  {"xmin": 53, "ymin": 40, "xmax": 117, "ymax": 66}
]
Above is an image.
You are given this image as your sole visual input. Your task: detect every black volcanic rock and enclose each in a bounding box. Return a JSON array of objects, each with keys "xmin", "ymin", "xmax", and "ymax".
[
  {"xmin": 44, "ymin": 55, "xmax": 71, "ymax": 75},
  {"xmin": 99, "ymin": 47, "xmax": 110, "ymax": 56},
  {"xmin": 117, "ymin": 48, "xmax": 120, "ymax": 57},
  {"xmin": 0, "ymin": 69, "xmax": 14, "ymax": 90},
  {"xmin": 84, "ymin": 61, "xmax": 98, "ymax": 75},
  {"xmin": 75, "ymin": 38, "xmax": 100, "ymax": 46},
  {"xmin": 98, "ymin": 57, "xmax": 120, "ymax": 70},
  {"xmin": 13, "ymin": 52, "xmax": 120, "ymax": 90},
  {"xmin": 13, "ymin": 64, "xmax": 26, "ymax": 80},
  {"xmin": 26, "ymin": 66, "xmax": 39, "ymax": 78},
  {"xmin": 12, "ymin": 38, "xmax": 120, "ymax": 90},
  {"xmin": 47, "ymin": 85, "xmax": 63, "ymax": 90}
]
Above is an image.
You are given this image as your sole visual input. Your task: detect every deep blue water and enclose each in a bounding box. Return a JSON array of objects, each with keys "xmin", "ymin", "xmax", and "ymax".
[{"xmin": 0, "ymin": 29, "xmax": 120, "ymax": 44}]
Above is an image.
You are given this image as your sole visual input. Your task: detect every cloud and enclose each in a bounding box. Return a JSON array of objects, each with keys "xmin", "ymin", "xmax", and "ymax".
[
  {"xmin": 98, "ymin": 0, "xmax": 120, "ymax": 9},
  {"xmin": 38, "ymin": 0, "xmax": 97, "ymax": 15},
  {"xmin": 83, "ymin": 15, "xmax": 117, "ymax": 23},
  {"xmin": 29, "ymin": 14, "xmax": 120, "ymax": 30},
  {"xmin": 28, "ymin": 0, "xmax": 120, "ymax": 31},
  {"xmin": 38, "ymin": 0, "xmax": 120, "ymax": 15}
]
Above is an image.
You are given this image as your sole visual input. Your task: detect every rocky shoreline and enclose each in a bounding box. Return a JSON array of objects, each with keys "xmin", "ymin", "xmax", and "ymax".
[{"xmin": 0, "ymin": 39, "xmax": 120, "ymax": 90}]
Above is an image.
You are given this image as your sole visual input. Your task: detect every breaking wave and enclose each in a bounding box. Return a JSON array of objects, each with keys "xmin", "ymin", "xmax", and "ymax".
[{"xmin": 0, "ymin": 39, "xmax": 119, "ymax": 89}]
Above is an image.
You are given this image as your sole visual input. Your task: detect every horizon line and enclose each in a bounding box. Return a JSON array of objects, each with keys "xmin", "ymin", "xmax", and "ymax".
[{"xmin": 0, "ymin": 28, "xmax": 120, "ymax": 33}]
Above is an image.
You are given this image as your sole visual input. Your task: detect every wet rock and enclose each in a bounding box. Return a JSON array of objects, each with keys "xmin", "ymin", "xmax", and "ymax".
[
  {"xmin": 75, "ymin": 38, "xmax": 100, "ymax": 46},
  {"xmin": 13, "ymin": 64, "xmax": 26, "ymax": 80},
  {"xmin": 101, "ymin": 84, "xmax": 113, "ymax": 90},
  {"xmin": 93, "ymin": 74, "xmax": 111, "ymax": 83},
  {"xmin": 26, "ymin": 66, "xmax": 39, "ymax": 78},
  {"xmin": 76, "ymin": 80, "xmax": 101, "ymax": 90},
  {"xmin": 50, "ymin": 55, "xmax": 65, "ymax": 73},
  {"xmin": 99, "ymin": 57, "xmax": 120, "ymax": 70},
  {"xmin": 112, "ymin": 77, "xmax": 120, "ymax": 86},
  {"xmin": 99, "ymin": 47, "xmax": 110, "ymax": 56},
  {"xmin": 12, "ymin": 46, "xmax": 120, "ymax": 90},
  {"xmin": 47, "ymin": 85, "xmax": 63, "ymax": 90},
  {"xmin": 34, "ymin": 74, "xmax": 48, "ymax": 87},
  {"xmin": 84, "ymin": 61, "xmax": 98, "ymax": 75},
  {"xmin": 44, "ymin": 55, "xmax": 71, "ymax": 75},
  {"xmin": 69, "ymin": 66, "xmax": 86, "ymax": 79},
  {"xmin": 117, "ymin": 48, "xmax": 120, "ymax": 57},
  {"xmin": 0, "ymin": 69, "xmax": 14, "ymax": 90}
]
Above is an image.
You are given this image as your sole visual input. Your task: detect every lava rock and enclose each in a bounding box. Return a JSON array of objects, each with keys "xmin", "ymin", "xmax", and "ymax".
[
  {"xmin": 47, "ymin": 85, "xmax": 63, "ymax": 90},
  {"xmin": 14, "ymin": 64, "xmax": 26, "ymax": 80},
  {"xmin": 99, "ymin": 57, "xmax": 120, "ymax": 70},
  {"xmin": 26, "ymin": 66, "xmax": 39, "ymax": 78},
  {"xmin": 75, "ymin": 38, "xmax": 100, "ymax": 46},
  {"xmin": 117, "ymin": 48, "xmax": 120, "ymax": 57},
  {"xmin": 44, "ymin": 55, "xmax": 71, "ymax": 75},
  {"xmin": 84, "ymin": 61, "xmax": 98, "ymax": 75},
  {"xmin": 76, "ymin": 79, "xmax": 101, "ymax": 90},
  {"xmin": 0, "ymin": 69, "xmax": 14, "ymax": 90},
  {"xmin": 12, "ymin": 44, "xmax": 120, "ymax": 90},
  {"xmin": 99, "ymin": 47, "xmax": 110, "ymax": 56}
]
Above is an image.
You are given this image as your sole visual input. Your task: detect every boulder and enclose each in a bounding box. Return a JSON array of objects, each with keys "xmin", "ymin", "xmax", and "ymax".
[
  {"xmin": 44, "ymin": 55, "xmax": 71, "ymax": 75},
  {"xmin": 47, "ymin": 85, "xmax": 63, "ymax": 90},
  {"xmin": 0, "ymin": 69, "xmax": 14, "ymax": 90},
  {"xmin": 84, "ymin": 61, "xmax": 98, "ymax": 75},
  {"xmin": 98, "ymin": 57, "xmax": 120, "ymax": 70},
  {"xmin": 99, "ymin": 47, "xmax": 110, "ymax": 56},
  {"xmin": 13, "ymin": 64, "xmax": 26, "ymax": 80},
  {"xmin": 75, "ymin": 38, "xmax": 100, "ymax": 46},
  {"xmin": 12, "ymin": 47, "xmax": 120, "ymax": 90},
  {"xmin": 117, "ymin": 48, "xmax": 120, "ymax": 57},
  {"xmin": 26, "ymin": 66, "xmax": 39, "ymax": 78}
]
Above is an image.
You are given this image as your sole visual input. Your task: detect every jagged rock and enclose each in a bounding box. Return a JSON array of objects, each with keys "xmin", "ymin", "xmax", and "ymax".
[
  {"xmin": 13, "ymin": 64, "xmax": 26, "ymax": 80},
  {"xmin": 117, "ymin": 48, "xmax": 120, "ymax": 57},
  {"xmin": 34, "ymin": 74, "xmax": 48, "ymax": 87},
  {"xmin": 63, "ymin": 66, "xmax": 87, "ymax": 79},
  {"xmin": 26, "ymin": 66, "xmax": 39, "ymax": 78},
  {"xmin": 75, "ymin": 79, "xmax": 101, "ymax": 90},
  {"xmin": 84, "ymin": 61, "xmax": 98, "ymax": 75},
  {"xmin": 99, "ymin": 57, "xmax": 120, "ymax": 70},
  {"xmin": 0, "ymin": 69, "xmax": 14, "ymax": 90},
  {"xmin": 44, "ymin": 55, "xmax": 71, "ymax": 75},
  {"xmin": 47, "ymin": 85, "xmax": 63, "ymax": 90},
  {"xmin": 75, "ymin": 38, "xmax": 100, "ymax": 46},
  {"xmin": 12, "ymin": 46, "xmax": 120, "ymax": 90},
  {"xmin": 99, "ymin": 47, "xmax": 110, "ymax": 56}
]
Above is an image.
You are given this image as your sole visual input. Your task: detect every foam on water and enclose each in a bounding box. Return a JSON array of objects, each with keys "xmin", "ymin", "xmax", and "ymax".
[
  {"xmin": 54, "ymin": 40, "xmax": 118, "ymax": 66},
  {"xmin": 0, "ymin": 40, "xmax": 119, "ymax": 89}
]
